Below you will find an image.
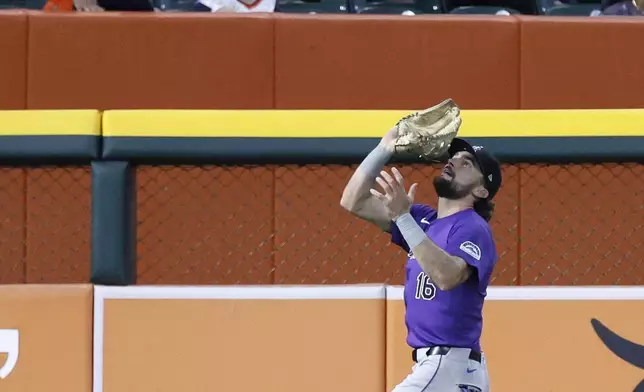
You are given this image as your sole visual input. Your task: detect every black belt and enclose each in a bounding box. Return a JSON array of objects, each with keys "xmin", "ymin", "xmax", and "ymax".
[{"xmin": 412, "ymin": 346, "xmax": 481, "ymax": 363}]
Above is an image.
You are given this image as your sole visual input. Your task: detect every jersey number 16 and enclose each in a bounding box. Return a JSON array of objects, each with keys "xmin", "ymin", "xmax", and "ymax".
[{"xmin": 415, "ymin": 272, "xmax": 436, "ymax": 301}]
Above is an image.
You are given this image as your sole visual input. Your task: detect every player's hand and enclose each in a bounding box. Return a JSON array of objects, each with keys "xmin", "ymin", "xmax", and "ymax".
[{"xmin": 370, "ymin": 167, "xmax": 418, "ymax": 220}]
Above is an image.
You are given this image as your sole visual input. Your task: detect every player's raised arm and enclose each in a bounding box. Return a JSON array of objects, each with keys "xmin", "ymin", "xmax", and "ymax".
[
  {"xmin": 370, "ymin": 167, "xmax": 470, "ymax": 291},
  {"xmin": 340, "ymin": 127, "xmax": 398, "ymax": 232}
]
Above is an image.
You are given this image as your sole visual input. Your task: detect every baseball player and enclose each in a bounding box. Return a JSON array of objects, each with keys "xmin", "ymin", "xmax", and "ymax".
[{"xmin": 340, "ymin": 126, "xmax": 502, "ymax": 392}]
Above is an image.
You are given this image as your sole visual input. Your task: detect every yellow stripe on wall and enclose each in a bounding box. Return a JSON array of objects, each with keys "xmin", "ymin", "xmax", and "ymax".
[
  {"xmin": 460, "ymin": 109, "xmax": 644, "ymax": 137},
  {"xmin": 0, "ymin": 110, "xmax": 101, "ymax": 136},
  {"xmin": 103, "ymin": 110, "xmax": 410, "ymax": 138},
  {"xmin": 102, "ymin": 109, "xmax": 644, "ymax": 138}
]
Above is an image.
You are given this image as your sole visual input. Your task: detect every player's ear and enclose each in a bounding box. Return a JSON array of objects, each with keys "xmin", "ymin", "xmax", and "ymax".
[{"xmin": 472, "ymin": 186, "xmax": 488, "ymax": 200}]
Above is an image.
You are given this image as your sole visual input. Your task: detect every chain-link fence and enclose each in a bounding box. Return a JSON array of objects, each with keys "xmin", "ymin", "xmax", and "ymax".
[
  {"xmin": 2, "ymin": 163, "xmax": 638, "ymax": 285},
  {"xmin": 135, "ymin": 163, "xmax": 644, "ymax": 286},
  {"xmin": 0, "ymin": 166, "xmax": 92, "ymax": 284},
  {"xmin": 519, "ymin": 163, "xmax": 644, "ymax": 285}
]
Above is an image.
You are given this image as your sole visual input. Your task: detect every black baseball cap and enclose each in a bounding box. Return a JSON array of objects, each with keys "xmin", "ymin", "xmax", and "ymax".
[{"xmin": 448, "ymin": 138, "xmax": 502, "ymax": 200}]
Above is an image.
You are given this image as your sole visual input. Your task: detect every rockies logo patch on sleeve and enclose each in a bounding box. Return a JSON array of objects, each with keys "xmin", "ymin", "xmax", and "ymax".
[{"xmin": 459, "ymin": 241, "xmax": 481, "ymax": 261}]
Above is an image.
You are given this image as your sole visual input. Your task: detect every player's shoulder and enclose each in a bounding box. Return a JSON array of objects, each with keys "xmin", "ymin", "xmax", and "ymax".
[
  {"xmin": 409, "ymin": 203, "xmax": 437, "ymax": 220},
  {"xmin": 452, "ymin": 210, "xmax": 495, "ymax": 240},
  {"xmin": 451, "ymin": 210, "xmax": 498, "ymax": 262}
]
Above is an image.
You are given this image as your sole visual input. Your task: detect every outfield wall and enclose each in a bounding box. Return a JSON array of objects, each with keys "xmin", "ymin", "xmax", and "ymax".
[
  {"xmin": 0, "ymin": 284, "xmax": 643, "ymax": 392},
  {"xmin": 1, "ymin": 13, "xmax": 644, "ymax": 111}
]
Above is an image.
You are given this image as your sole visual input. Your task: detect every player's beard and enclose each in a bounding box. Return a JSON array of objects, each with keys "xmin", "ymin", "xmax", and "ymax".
[{"xmin": 433, "ymin": 176, "xmax": 471, "ymax": 200}]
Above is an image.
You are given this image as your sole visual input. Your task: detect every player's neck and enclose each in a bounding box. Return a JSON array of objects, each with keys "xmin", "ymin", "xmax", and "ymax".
[{"xmin": 436, "ymin": 197, "xmax": 473, "ymax": 219}]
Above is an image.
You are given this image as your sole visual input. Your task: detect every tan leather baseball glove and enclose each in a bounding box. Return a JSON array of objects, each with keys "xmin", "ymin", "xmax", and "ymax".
[{"xmin": 394, "ymin": 98, "xmax": 462, "ymax": 161}]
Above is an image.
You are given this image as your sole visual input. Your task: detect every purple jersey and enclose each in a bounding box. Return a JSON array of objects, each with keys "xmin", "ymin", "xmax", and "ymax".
[{"xmin": 391, "ymin": 204, "xmax": 497, "ymax": 352}]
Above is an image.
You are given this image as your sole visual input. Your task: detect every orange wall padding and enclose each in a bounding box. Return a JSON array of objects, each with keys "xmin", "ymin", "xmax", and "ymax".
[
  {"xmin": 0, "ymin": 12, "xmax": 643, "ymax": 110},
  {"xmin": 3, "ymin": 284, "xmax": 643, "ymax": 392}
]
